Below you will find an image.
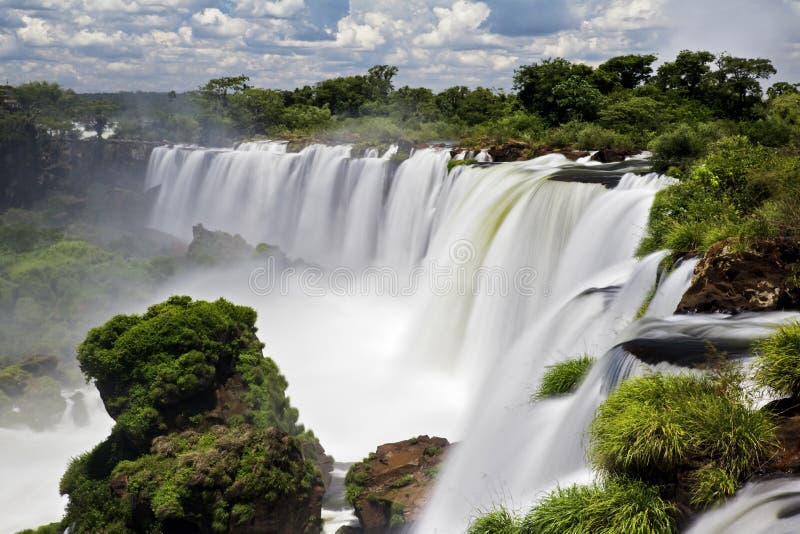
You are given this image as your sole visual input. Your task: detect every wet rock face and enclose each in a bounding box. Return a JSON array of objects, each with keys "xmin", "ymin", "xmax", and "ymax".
[
  {"xmin": 676, "ymin": 239, "xmax": 800, "ymax": 315},
  {"xmin": 590, "ymin": 147, "xmax": 631, "ymax": 163},
  {"xmin": 344, "ymin": 436, "xmax": 451, "ymax": 533}
]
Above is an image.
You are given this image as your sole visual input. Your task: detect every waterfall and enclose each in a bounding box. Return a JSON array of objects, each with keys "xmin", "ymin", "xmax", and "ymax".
[
  {"xmin": 685, "ymin": 478, "xmax": 800, "ymax": 533},
  {"xmin": 123, "ymin": 141, "xmax": 800, "ymax": 531}
]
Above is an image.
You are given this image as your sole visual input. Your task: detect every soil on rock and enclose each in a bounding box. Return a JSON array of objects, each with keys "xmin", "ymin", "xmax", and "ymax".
[
  {"xmin": 676, "ymin": 238, "xmax": 800, "ymax": 314},
  {"xmin": 345, "ymin": 436, "xmax": 451, "ymax": 533}
]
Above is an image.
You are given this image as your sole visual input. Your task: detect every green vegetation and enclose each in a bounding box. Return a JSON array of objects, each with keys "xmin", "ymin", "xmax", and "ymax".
[
  {"xmin": 638, "ymin": 135, "xmax": 799, "ymax": 257},
  {"xmin": 533, "ymin": 355, "xmax": 594, "ymax": 399},
  {"xmin": 473, "ymin": 351, "xmax": 779, "ymax": 531},
  {"xmin": 448, "ymin": 158, "xmax": 479, "ymax": 172},
  {"xmin": 589, "ymin": 372, "xmax": 775, "ymax": 506},
  {"xmin": 0, "ymin": 354, "xmax": 82, "ymax": 429},
  {"xmin": 344, "ymin": 458, "xmax": 370, "ymax": 506},
  {"xmin": 754, "ymin": 321, "xmax": 800, "ymax": 396},
  {"xmin": 389, "ymin": 474, "xmax": 415, "ymax": 489},
  {"xmin": 521, "ymin": 478, "xmax": 678, "ymax": 534},
  {"xmin": 58, "ymin": 296, "xmax": 325, "ymax": 533},
  {"xmin": 467, "ymin": 506, "xmax": 522, "ymax": 534}
]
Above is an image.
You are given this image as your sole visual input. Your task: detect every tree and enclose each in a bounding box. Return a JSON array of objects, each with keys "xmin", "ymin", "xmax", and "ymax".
[
  {"xmin": 77, "ymin": 99, "xmax": 116, "ymax": 138},
  {"xmin": 389, "ymin": 86, "xmax": 441, "ymax": 123},
  {"xmin": 366, "ymin": 64, "xmax": 398, "ymax": 102},
  {"xmin": 654, "ymin": 50, "xmax": 716, "ymax": 98},
  {"xmin": 551, "ymin": 75, "xmax": 603, "ymax": 122},
  {"xmin": 767, "ymin": 82, "xmax": 800, "ymax": 100},
  {"xmin": 229, "ymin": 88, "xmax": 286, "ymax": 133},
  {"xmin": 513, "ymin": 58, "xmax": 595, "ymax": 124},
  {"xmin": 598, "ymin": 54, "xmax": 657, "ymax": 89},
  {"xmin": 709, "ymin": 54, "xmax": 776, "ymax": 118}
]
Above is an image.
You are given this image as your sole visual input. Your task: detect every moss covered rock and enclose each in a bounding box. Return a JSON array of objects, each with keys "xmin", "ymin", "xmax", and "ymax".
[{"xmin": 60, "ymin": 296, "xmax": 328, "ymax": 533}]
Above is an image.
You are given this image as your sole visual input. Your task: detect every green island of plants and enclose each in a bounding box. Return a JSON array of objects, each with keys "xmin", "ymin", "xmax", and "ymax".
[
  {"xmin": 47, "ymin": 296, "xmax": 327, "ymax": 534},
  {"xmin": 470, "ymin": 346, "xmax": 786, "ymax": 533},
  {"xmin": 533, "ymin": 354, "xmax": 595, "ymax": 400}
]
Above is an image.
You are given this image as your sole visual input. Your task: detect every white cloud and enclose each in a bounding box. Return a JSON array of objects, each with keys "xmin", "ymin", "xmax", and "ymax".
[
  {"xmin": 191, "ymin": 8, "xmax": 251, "ymax": 38},
  {"xmin": 0, "ymin": 0, "xmax": 796, "ymax": 93},
  {"xmin": 414, "ymin": 0, "xmax": 494, "ymax": 47},
  {"xmin": 16, "ymin": 16, "xmax": 55, "ymax": 46},
  {"xmin": 587, "ymin": 0, "xmax": 666, "ymax": 31},
  {"xmin": 333, "ymin": 15, "xmax": 385, "ymax": 49},
  {"xmin": 70, "ymin": 28, "xmax": 123, "ymax": 47},
  {"xmin": 235, "ymin": 0, "xmax": 305, "ymax": 18}
]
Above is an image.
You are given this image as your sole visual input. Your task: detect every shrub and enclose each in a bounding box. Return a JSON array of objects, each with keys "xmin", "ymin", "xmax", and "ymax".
[
  {"xmin": 574, "ymin": 124, "xmax": 636, "ymax": 151},
  {"xmin": 533, "ymin": 355, "xmax": 594, "ymax": 399},
  {"xmin": 649, "ymin": 124, "xmax": 709, "ymax": 172},
  {"xmin": 754, "ymin": 321, "xmax": 800, "ymax": 396},
  {"xmin": 589, "ymin": 372, "xmax": 776, "ymax": 506},
  {"xmin": 520, "ymin": 477, "xmax": 678, "ymax": 534},
  {"xmin": 599, "ymin": 96, "xmax": 663, "ymax": 135},
  {"xmin": 468, "ymin": 506, "xmax": 522, "ymax": 534}
]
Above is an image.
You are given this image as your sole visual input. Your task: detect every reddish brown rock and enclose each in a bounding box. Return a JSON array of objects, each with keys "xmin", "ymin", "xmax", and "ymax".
[
  {"xmin": 676, "ymin": 238, "xmax": 800, "ymax": 314},
  {"xmin": 345, "ymin": 436, "xmax": 451, "ymax": 533}
]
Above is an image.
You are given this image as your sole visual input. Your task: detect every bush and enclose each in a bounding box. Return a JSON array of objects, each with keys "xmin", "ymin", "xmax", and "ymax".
[
  {"xmin": 754, "ymin": 321, "xmax": 800, "ymax": 396},
  {"xmin": 575, "ymin": 124, "xmax": 636, "ymax": 151},
  {"xmin": 638, "ymin": 136, "xmax": 781, "ymax": 256},
  {"xmin": 589, "ymin": 372, "xmax": 776, "ymax": 506},
  {"xmin": 468, "ymin": 506, "xmax": 522, "ymax": 534},
  {"xmin": 649, "ymin": 124, "xmax": 710, "ymax": 172},
  {"xmin": 533, "ymin": 355, "xmax": 594, "ymax": 399},
  {"xmin": 77, "ymin": 296, "xmax": 303, "ymax": 445},
  {"xmin": 520, "ymin": 477, "xmax": 678, "ymax": 534}
]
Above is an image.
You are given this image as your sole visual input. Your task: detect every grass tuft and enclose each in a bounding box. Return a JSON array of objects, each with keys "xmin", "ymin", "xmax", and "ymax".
[
  {"xmin": 520, "ymin": 477, "xmax": 678, "ymax": 534},
  {"xmin": 589, "ymin": 371, "xmax": 776, "ymax": 507},
  {"xmin": 468, "ymin": 506, "xmax": 522, "ymax": 534},
  {"xmin": 533, "ymin": 355, "xmax": 594, "ymax": 400},
  {"xmin": 754, "ymin": 321, "xmax": 800, "ymax": 397}
]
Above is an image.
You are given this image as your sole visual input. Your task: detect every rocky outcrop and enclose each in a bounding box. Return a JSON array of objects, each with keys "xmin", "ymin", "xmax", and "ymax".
[
  {"xmin": 590, "ymin": 147, "xmax": 632, "ymax": 163},
  {"xmin": 344, "ymin": 436, "xmax": 450, "ymax": 532},
  {"xmin": 676, "ymin": 239, "xmax": 800, "ymax": 314},
  {"xmin": 187, "ymin": 224, "xmax": 255, "ymax": 265},
  {"xmin": 60, "ymin": 296, "xmax": 330, "ymax": 533}
]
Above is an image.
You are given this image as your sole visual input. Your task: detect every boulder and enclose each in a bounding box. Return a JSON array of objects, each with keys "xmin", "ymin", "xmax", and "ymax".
[
  {"xmin": 676, "ymin": 238, "xmax": 800, "ymax": 314},
  {"xmin": 488, "ymin": 141, "xmax": 530, "ymax": 162},
  {"xmin": 590, "ymin": 147, "xmax": 631, "ymax": 163},
  {"xmin": 345, "ymin": 436, "xmax": 451, "ymax": 532},
  {"xmin": 187, "ymin": 223, "xmax": 254, "ymax": 265}
]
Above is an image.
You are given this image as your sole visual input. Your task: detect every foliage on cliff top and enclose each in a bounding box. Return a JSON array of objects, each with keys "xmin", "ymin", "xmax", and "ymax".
[
  {"xmin": 77, "ymin": 295, "xmax": 303, "ymax": 446},
  {"xmin": 638, "ymin": 135, "xmax": 799, "ymax": 257}
]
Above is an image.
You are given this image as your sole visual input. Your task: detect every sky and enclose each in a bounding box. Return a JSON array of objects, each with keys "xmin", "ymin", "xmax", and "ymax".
[{"xmin": 0, "ymin": 0, "xmax": 798, "ymax": 93}]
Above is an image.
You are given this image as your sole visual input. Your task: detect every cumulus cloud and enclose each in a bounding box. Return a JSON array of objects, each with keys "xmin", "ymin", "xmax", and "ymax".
[
  {"xmin": 16, "ymin": 16, "xmax": 56, "ymax": 46},
  {"xmin": 191, "ymin": 8, "xmax": 251, "ymax": 38},
  {"xmin": 414, "ymin": 0, "xmax": 493, "ymax": 47},
  {"xmin": 235, "ymin": 0, "xmax": 306, "ymax": 18},
  {"xmin": 0, "ymin": 0, "xmax": 796, "ymax": 92}
]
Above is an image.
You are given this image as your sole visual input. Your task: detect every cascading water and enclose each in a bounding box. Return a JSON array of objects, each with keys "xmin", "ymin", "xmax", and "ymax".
[
  {"xmin": 7, "ymin": 140, "xmax": 796, "ymax": 532},
  {"xmin": 145, "ymin": 143, "xmax": 689, "ymax": 531}
]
